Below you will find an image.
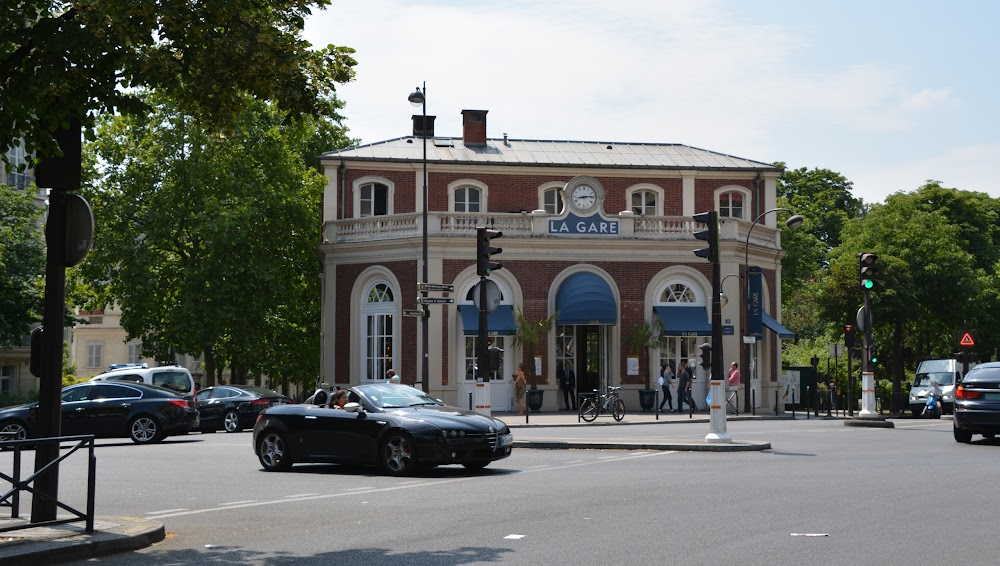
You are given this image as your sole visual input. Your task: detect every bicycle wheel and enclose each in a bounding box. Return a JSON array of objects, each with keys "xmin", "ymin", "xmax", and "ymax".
[
  {"xmin": 611, "ymin": 398, "xmax": 625, "ymax": 421},
  {"xmin": 580, "ymin": 398, "xmax": 599, "ymax": 422}
]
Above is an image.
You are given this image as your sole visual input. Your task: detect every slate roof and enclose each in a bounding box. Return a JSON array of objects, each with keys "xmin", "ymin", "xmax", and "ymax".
[{"xmin": 321, "ymin": 137, "xmax": 778, "ymax": 172}]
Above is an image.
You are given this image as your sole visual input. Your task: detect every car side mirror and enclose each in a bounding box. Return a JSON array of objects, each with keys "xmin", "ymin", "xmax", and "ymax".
[{"xmin": 343, "ymin": 402, "xmax": 363, "ymax": 414}]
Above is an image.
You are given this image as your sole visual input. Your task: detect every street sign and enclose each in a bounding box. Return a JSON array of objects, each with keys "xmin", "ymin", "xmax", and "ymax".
[
  {"xmin": 416, "ymin": 296, "xmax": 454, "ymax": 304},
  {"xmin": 472, "ymin": 279, "xmax": 501, "ymax": 313},
  {"xmin": 403, "ymin": 309, "xmax": 426, "ymax": 317},
  {"xmin": 959, "ymin": 330, "xmax": 975, "ymax": 347},
  {"xmin": 418, "ymin": 283, "xmax": 454, "ymax": 293},
  {"xmin": 829, "ymin": 343, "xmax": 843, "ymax": 358}
]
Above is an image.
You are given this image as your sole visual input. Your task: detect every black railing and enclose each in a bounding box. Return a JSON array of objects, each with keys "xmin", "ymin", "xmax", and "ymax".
[{"xmin": 0, "ymin": 434, "xmax": 96, "ymax": 533}]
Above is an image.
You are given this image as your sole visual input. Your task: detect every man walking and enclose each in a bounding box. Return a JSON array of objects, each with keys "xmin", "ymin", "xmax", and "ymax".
[
  {"xmin": 677, "ymin": 361, "xmax": 696, "ymax": 412},
  {"xmin": 559, "ymin": 364, "xmax": 577, "ymax": 410}
]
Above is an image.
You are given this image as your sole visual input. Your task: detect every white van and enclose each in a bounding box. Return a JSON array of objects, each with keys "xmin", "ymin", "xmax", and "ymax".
[
  {"xmin": 908, "ymin": 359, "xmax": 972, "ymax": 416},
  {"xmin": 90, "ymin": 364, "xmax": 197, "ymax": 396}
]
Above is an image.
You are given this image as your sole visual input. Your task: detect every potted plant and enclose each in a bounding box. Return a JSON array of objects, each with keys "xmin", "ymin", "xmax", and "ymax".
[
  {"xmin": 512, "ymin": 305, "xmax": 557, "ymax": 412},
  {"xmin": 625, "ymin": 318, "xmax": 667, "ymax": 412}
]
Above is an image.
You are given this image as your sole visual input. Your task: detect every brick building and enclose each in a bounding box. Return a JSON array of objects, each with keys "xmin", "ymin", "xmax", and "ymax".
[{"xmin": 318, "ymin": 109, "xmax": 793, "ymax": 412}]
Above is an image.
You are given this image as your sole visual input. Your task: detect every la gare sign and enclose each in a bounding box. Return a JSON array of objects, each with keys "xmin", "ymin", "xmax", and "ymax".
[{"xmin": 548, "ymin": 212, "xmax": 619, "ymax": 236}]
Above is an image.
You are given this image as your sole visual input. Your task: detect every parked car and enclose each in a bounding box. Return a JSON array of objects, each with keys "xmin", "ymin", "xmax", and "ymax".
[
  {"xmin": 90, "ymin": 364, "xmax": 197, "ymax": 396},
  {"xmin": 953, "ymin": 361, "xmax": 1000, "ymax": 443},
  {"xmin": 253, "ymin": 383, "xmax": 513, "ymax": 475},
  {"xmin": 196, "ymin": 385, "xmax": 292, "ymax": 433},
  {"xmin": 0, "ymin": 381, "xmax": 199, "ymax": 444}
]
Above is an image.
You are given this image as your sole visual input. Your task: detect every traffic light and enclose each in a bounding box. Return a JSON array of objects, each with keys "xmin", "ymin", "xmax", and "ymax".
[
  {"xmin": 698, "ymin": 343, "xmax": 712, "ymax": 370},
  {"xmin": 859, "ymin": 253, "xmax": 878, "ymax": 290},
  {"xmin": 692, "ymin": 211, "xmax": 719, "ymax": 263},
  {"xmin": 476, "ymin": 227, "xmax": 503, "ymax": 276},
  {"xmin": 844, "ymin": 324, "xmax": 855, "ymax": 348},
  {"xmin": 488, "ymin": 344, "xmax": 502, "ymax": 372},
  {"xmin": 869, "ymin": 344, "xmax": 879, "ymax": 365}
]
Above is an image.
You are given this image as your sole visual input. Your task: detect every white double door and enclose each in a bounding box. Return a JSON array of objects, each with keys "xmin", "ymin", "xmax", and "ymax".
[{"xmin": 458, "ymin": 335, "xmax": 512, "ymax": 412}]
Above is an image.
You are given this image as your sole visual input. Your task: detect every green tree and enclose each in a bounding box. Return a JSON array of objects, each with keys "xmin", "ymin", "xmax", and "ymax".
[
  {"xmin": 78, "ymin": 92, "xmax": 352, "ymax": 389},
  {"xmin": 0, "ymin": 184, "xmax": 44, "ymax": 345},
  {"xmin": 1, "ymin": 1, "xmax": 356, "ymax": 171},
  {"xmin": 512, "ymin": 306, "xmax": 557, "ymax": 389}
]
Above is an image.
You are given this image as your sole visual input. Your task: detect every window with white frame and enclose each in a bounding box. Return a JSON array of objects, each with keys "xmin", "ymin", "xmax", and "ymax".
[
  {"xmin": 660, "ymin": 282, "xmax": 698, "ymax": 304},
  {"xmin": 362, "ymin": 283, "xmax": 395, "ymax": 380},
  {"xmin": 87, "ymin": 342, "xmax": 104, "ymax": 369},
  {"xmin": 631, "ymin": 190, "xmax": 657, "ymax": 216},
  {"xmin": 127, "ymin": 342, "xmax": 143, "ymax": 364},
  {"xmin": 0, "ymin": 365, "xmax": 13, "ymax": 394},
  {"xmin": 719, "ymin": 190, "xmax": 745, "ymax": 220},
  {"xmin": 453, "ymin": 186, "xmax": 482, "ymax": 213},
  {"xmin": 359, "ymin": 182, "xmax": 389, "ymax": 217},
  {"xmin": 5, "ymin": 144, "xmax": 33, "ymax": 189},
  {"xmin": 657, "ymin": 281, "xmax": 704, "ymax": 379},
  {"xmin": 543, "ymin": 187, "xmax": 564, "ymax": 215}
]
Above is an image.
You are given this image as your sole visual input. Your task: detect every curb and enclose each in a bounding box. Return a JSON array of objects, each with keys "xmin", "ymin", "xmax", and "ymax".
[{"xmin": 0, "ymin": 516, "xmax": 164, "ymax": 566}]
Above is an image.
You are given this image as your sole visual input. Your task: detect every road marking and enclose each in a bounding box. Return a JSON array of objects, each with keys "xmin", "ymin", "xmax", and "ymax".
[
  {"xmin": 341, "ymin": 487, "xmax": 376, "ymax": 492},
  {"xmin": 504, "ymin": 534, "xmax": 526, "ymax": 539},
  {"xmin": 220, "ymin": 500, "xmax": 257, "ymax": 506},
  {"xmin": 145, "ymin": 451, "xmax": 676, "ymax": 520}
]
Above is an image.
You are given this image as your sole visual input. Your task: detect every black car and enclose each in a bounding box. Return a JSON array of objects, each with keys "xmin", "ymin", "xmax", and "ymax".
[
  {"xmin": 954, "ymin": 361, "xmax": 1000, "ymax": 443},
  {"xmin": 253, "ymin": 383, "xmax": 513, "ymax": 475},
  {"xmin": 196, "ymin": 385, "xmax": 293, "ymax": 433},
  {"xmin": 0, "ymin": 381, "xmax": 199, "ymax": 444}
]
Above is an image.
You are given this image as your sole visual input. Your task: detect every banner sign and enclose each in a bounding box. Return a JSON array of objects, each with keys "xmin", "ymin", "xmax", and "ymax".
[{"xmin": 748, "ymin": 267, "xmax": 763, "ymax": 337}]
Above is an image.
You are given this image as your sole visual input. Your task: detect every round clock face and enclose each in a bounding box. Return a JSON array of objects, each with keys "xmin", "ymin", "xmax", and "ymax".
[{"xmin": 571, "ymin": 185, "xmax": 597, "ymax": 211}]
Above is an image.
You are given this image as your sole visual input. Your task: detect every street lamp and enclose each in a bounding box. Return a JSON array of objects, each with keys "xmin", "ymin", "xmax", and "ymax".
[
  {"xmin": 743, "ymin": 208, "xmax": 804, "ymax": 413},
  {"xmin": 408, "ymin": 83, "xmax": 430, "ymax": 394}
]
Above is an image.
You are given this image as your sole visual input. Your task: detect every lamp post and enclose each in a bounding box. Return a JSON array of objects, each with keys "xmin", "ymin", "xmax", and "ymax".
[
  {"xmin": 743, "ymin": 208, "xmax": 804, "ymax": 413},
  {"xmin": 408, "ymin": 83, "xmax": 430, "ymax": 394}
]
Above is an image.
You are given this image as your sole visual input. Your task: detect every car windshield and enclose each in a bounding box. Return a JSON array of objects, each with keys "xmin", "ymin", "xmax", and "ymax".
[
  {"xmin": 355, "ymin": 384, "xmax": 444, "ymax": 409},
  {"xmin": 914, "ymin": 372, "xmax": 954, "ymax": 387}
]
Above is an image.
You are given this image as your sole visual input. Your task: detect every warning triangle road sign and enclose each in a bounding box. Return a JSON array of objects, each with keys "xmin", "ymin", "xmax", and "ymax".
[{"xmin": 959, "ymin": 332, "xmax": 975, "ymax": 347}]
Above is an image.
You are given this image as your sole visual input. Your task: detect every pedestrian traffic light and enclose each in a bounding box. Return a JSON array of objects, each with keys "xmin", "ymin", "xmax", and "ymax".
[
  {"xmin": 859, "ymin": 253, "xmax": 878, "ymax": 290},
  {"xmin": 844, "ymin": 324, "xmax": 855, "ymax": 348},
  {"xmin": 488, "ymin": 344, "xmax": 502, "ymax": 372},
  {"xmin": 692, "ymin": 211, "xmax": 719, "ymax": 263},
  {"xmin": 698, "ymin": 343, "xmax": 712, "ymax": 370},
  {"xmin": 476, "ymin": 227, "xmax": 503, "ymax": 276}
]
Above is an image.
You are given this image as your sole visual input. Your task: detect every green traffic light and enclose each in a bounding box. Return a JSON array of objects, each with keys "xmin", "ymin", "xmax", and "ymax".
[{"xmin": 863, "ymin": 279, "xmax": 874, "ymax": 289}]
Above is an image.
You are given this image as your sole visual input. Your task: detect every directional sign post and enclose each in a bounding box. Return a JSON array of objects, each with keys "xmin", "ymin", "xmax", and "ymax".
[
  {"xmin": 418, "ymin": 283, "xmax": 454, "ymax": 293},
  {"xmin": 403, "ymin": 309, "xmax": 426, "ymax": 317},
  {"xmin": 416, "ymin": 296, "xmax": 454, "ymax": 305}
]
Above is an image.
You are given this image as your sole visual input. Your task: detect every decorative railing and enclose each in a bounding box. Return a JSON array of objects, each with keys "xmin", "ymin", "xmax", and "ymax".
[{"xmin": 324, "ymin": 212, "xmax": 782, "ymax": 250}]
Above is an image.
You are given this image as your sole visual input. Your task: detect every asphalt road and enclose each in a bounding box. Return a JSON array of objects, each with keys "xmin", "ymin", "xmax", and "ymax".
[{"xmin": 12, "ymin": 417, "xmax": 996, "ymax": 566}]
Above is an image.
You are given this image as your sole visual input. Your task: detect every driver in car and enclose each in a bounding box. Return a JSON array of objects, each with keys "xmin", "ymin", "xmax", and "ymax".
[{"xmin": 330, "ymin": 390, "xmax": 349, "ymax": 410}]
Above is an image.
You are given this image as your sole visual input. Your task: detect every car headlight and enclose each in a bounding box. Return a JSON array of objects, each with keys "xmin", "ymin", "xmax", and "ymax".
[{"xmin": 441, "ymin": 430, "xmax": 466, "ymax": 438}]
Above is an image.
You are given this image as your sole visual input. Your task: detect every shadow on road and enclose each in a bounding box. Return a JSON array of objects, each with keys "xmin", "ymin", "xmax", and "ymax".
[{"xmin": 136, "ymin": 544, "xmax": 516, "ymax": 565}]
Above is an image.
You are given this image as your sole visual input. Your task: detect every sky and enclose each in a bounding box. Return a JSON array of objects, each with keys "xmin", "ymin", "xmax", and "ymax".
[{"xmin": 304, "ymin": 0, "xmax": 999, "ymax": 205}]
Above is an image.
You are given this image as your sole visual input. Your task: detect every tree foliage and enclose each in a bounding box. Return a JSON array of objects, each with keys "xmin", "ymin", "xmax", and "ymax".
[
  {"xmin": 77, "ymin": 92, "xmax": 352, "ymax": 388},
  {"xmin": 0, "ymin": 184, "xmax": 44, "ymax": 345},
  {"xmin": 0, "ymin": 0, "xmax": 356, "ymax": 171}
]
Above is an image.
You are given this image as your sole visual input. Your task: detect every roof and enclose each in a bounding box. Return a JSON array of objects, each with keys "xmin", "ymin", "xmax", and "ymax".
[{"xmin": 321, "ymin": 136, "xmax": 778, "ymax": 172}]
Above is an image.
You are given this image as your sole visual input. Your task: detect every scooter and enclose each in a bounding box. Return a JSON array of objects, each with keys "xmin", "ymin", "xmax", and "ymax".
[{"xmin": 922, "ymin": 393, "xmax": 941, "ymax": 419}]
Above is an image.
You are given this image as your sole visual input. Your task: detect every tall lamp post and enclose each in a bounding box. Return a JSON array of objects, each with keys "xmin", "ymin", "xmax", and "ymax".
[
  {"xmin": 408, "ymin": 83, "xmax": 430, "ymax": 393},
  {"xmin": 743, "ymin": 208, "xmax": 804, "ymax": 413}
]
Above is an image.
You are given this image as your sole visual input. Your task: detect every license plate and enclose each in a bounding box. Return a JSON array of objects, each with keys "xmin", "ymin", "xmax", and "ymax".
[
  {"xmin": 986, "ymin": 393, "xmax": 1000, "ymax": 401},
  {"xmin": 500, "ymin": 434, "xmax": 513, "ymax": 447}
]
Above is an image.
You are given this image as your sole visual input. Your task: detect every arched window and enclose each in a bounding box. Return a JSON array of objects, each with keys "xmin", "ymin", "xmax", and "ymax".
[
  {"xmin": 454, "ymin": 186, "xmax": 482, "ymax": 213},
  {"xmin": 719, "ymin": 190, "xmax": 745, "ymax": 220},
  {"xmin": 359, "ymin": 182, "xmax": 390, "ymax": 217},
  {"xmin": 361, "ymin": 283, "xmax": 395, "ymax": 380},
  {"xmin": 543, "ymin": 187, "xmax": 564, "ymax": 214},
  {"xmin": 631, "ymin": 190, "xmax": 657, "ymax": 216},
  {"xmin": 660, "ymin": 283, "xmax": 698, "ymax": 304}
]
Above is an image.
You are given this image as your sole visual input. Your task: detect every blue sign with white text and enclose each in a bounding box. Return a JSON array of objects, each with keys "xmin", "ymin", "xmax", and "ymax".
[{"xmin": 548, "ymin": 212, "xmax": 619, "ymax": 236}]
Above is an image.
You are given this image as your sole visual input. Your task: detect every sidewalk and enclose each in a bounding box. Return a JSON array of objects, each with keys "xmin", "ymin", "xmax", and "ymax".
[{"xmin": 0, "ymin": 515, "xmax": 164, "ymax": 566}]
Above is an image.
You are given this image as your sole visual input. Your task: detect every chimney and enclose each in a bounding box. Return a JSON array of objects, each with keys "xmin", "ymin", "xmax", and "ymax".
[
  {"xmin": 461, "ymin": 110, "xmax": 488, "ymax": 146},
  {"xmin": 411, "ymin": 115, "xmax": 436, "ymax": 138}
]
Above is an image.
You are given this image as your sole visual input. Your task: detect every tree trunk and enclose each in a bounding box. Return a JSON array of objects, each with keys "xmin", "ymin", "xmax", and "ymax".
[
  {"xmin": 203, "ymin": 346, "xmax": 216, "ymax": 388},
  {"xmin": 892, "ymin": 319, "xmax": 905, "ymax": 411}
]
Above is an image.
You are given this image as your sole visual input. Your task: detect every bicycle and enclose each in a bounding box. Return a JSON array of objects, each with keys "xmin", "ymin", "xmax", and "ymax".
[{"xmin": 579, "ymin": 386, "xmax": 625, "ymax": 422}]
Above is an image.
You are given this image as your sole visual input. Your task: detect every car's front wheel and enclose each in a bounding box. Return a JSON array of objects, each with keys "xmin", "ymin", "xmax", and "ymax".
[
  {"xmin": 222, "ymin": 410, "xmax": 242, "ymax": 433},
  {"xmin": 380, "ymin": 431, "xmax": 417, "ymax": 476},
  {"xmin": 129, "ymin": 416, "xmax": 164, "ymax": 444},
  {"xmin": 954, "ymin": 423, "xmax": 973, "ymax": 443},
  {"xmin": 0, "ymin": 420, "xmax": 28, "ymax": 442},
  {"xmin": 257, "ymin": 430, "xmax": 293, "ymax": 472}
]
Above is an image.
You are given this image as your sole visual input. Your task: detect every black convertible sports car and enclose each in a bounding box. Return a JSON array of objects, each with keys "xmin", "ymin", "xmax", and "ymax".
[{"xmin": 253, "ymin": 383, "xmax": 513, "ymax": 475}]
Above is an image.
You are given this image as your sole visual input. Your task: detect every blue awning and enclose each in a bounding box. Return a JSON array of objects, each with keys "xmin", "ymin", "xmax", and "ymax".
[
  {"xmin": 556, "ymin": 273, "xmax": 617, "ymax": 325},
  {"xmin": 654, "ymin": 306, "xmax": 712, "ymax": 337},
  {"xmin": 458, "ymin": 304, "xmax": 516, "ymax": 335},
  {"xmin": 762, "ymin": 311, "xmax": 795, "ymax": 340}
]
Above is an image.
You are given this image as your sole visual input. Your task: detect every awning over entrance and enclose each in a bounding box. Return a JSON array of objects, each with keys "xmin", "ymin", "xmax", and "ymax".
[
  {"xmin": 654, "ymin": 305, "xmax": 712, "ymax": 336},
  {"xmin": 555, "ymin": 272, "xmax": 617, "ymax": 325},
  {"xmin": 762, "ymin": 311, "xmax": 795, "ymax": 340},
  {"xmin": 458, "ymin": 304, "xmax": 516, "ymax": 335}
]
